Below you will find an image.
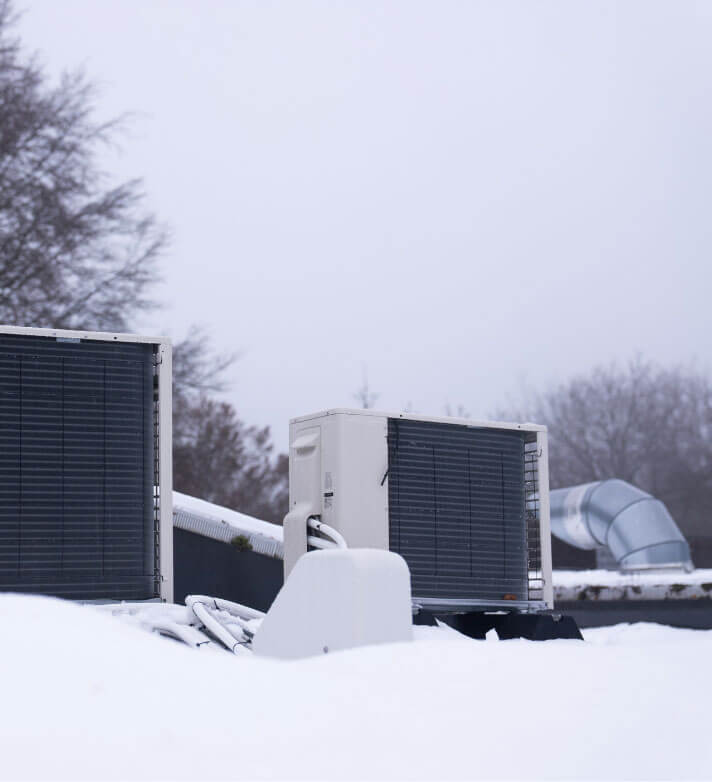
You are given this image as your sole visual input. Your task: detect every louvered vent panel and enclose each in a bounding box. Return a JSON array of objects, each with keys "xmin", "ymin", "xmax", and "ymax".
[
  {"xmin": 388, "ymin": 418, "xmax": 528, "ymax": 603},
  {"xmin": 0, "ymin": 334, "xmax": 156, "ymax": 600}
]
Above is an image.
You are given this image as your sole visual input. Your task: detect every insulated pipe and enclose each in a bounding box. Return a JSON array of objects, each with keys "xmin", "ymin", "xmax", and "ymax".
[
  {"xmin": 187, "ymin": 595, "xmax": 265, "ymax": 621},
  {"xmin": 143, "ymin": 619, "xmax": 213, "ymax": 648},
  {"xmin": 186, "ymin": 596, "xmax": 251, "ymax": 654},
  {"xmin": 307, "ymin": 518, "xmax": 347, "ymax": 549},
  {"xmin": 550, "ymin": 479, "xmax": 693, "ymax": 572},
  {"xmin": 284, "ymin": 511, "xmax": 348, "ymax": 578},
  {"xmin": 306, "ymin": 535, "xmax": 338, "ymax": 550}
]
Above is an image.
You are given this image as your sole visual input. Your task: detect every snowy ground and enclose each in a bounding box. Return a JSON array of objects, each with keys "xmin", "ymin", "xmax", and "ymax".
[{"xmin": 1, "ymin": 595, "xmax": 710, "ymax": 780}]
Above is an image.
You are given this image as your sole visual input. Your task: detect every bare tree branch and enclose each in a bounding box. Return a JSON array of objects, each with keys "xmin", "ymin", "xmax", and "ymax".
[{"xmin": 0, "ymin": 4, "xmax": 166, "ymax": 331}]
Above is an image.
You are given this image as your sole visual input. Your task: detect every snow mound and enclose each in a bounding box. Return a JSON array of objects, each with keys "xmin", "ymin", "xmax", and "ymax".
[{"xmin": 1, "ymin": 593, "xmax": 711, "ymax": 779}]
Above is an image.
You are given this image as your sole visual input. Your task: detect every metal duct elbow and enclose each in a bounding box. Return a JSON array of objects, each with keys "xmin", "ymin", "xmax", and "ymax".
[{"xmin": 550, "ymin": 479, "xmax": 693, "ymax": 572}]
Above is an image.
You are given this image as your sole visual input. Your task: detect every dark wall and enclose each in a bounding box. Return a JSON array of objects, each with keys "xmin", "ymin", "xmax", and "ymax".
[
  {"xmin": 688, "ymin": 536, "xmax": 712, "ymax": 568},
  {"xmin": 551, "ymin": 536, "xmax": 711, "ymax": 570},
  {"xmin": 551, "ymin": 537, "xmax": 596, "ymax": 570},
  {"xmin": 556, "ymin": 599, "xmax": 712, "ymax": 629},
  {"xmin": 173, "ymin": 528, "xmax": 283, "ymax": 611}
]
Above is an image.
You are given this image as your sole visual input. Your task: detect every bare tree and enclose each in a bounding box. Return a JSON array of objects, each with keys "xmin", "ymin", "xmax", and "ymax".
[
  {"xmin": 172, "ymin": 328, "xmax": 237, "ymax": 440},
  {"xmin": 497, "ymin": 357, "xmax": 712, "ymax": 543},
  {"xmin": 444, "ymin": 402, "xmax": 470, "ymax": 418},
  {"xmin": 171, "ymin": 329, "xmax": 287, "ymax": 521},
  {"xmin": 353, "ymin": 367, "xmax": 379, "ymax": 409},
  {"xmin": 173, "ymin": 396, "xmax": 288, "ymax": 523},
  {"xmin": 0, "ymin": 1, "xmax": 166, "ymax": 331}
]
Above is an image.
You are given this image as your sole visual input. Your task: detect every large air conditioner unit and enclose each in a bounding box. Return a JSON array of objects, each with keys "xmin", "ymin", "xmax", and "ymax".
[
  {"xmin": 0, "ymin": 326, "xmax": 172, "ymax": 602},
  {"xmin": 285, "ymin": 409, "xmax": 553, "ymax": 613}
]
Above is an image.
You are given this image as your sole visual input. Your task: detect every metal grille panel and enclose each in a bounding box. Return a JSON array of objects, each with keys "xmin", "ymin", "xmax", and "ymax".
[
  {"xmin": 0, "ymin": 334, "xmax": 156, "ymax": 600},
  {"xmin": 524, "ymin": 435, "xmax": 544, "ymax": 603},
  {"xmin": 388, "ymin": 418, "xmax": 531, "ymax": 605}
]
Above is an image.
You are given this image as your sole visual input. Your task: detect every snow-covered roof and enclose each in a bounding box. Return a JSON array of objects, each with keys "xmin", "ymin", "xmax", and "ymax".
[
  {"xmin": 172, "ymin": 491, "xmax": 283, "ymax": 558},
  {"xmin": 554, "ymin": 568, "xmax": 712, "ymax": 601}
]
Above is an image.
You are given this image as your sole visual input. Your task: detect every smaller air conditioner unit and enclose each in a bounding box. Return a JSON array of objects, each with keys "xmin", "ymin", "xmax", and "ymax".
[{"xmin": 284, "ymin": 409, "xmax": 553, "ymax": 613}]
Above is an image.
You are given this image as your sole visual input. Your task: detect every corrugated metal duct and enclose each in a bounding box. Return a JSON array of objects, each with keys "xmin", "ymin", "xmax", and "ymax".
[{"xmin": 550, "ymin": 479, "xmax": 693, "ymax": 572}]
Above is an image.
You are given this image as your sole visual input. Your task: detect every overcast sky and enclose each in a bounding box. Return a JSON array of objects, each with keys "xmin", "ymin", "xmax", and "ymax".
[{"xmin": 17, "ymin": 1, "xmax": 712, "ymax": 449}]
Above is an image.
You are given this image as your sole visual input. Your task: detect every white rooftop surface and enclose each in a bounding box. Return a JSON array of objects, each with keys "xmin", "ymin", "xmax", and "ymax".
[{"xmin": 2, "ymin": 593, "xmax": 710, "ymax": 780}]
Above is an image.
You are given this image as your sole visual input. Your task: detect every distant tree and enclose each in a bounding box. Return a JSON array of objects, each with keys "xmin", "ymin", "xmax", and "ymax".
[
  {"xmin": 0, "ymin": 0, "xmax": 166, "ymax": 331},
  {"xmin": 353, "ymin": 368, "xmax": 379, "ymax": 409},
  {"xmin": 173, "ymin": 396, "xmax": 288, "ymax": 523},
  {"xmin": 497, "ymin": 357, "xmax": 712, "ymax": 538},
  {"xmin": 171, "ymin": 329, "xmax": 287, "ymax": 522},
  {"xmin": 172, "ymin": 328, "xmax": 237, "ymax": 440},
  {"xmin": 444, "ymin": 403, "xmax": 470, "ymax": 418}
]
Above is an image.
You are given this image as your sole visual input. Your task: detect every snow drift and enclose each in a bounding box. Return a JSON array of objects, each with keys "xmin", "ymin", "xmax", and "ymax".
[{"xmin": 0, "ymin": 593, "xmax": 710, "ymax": 780}]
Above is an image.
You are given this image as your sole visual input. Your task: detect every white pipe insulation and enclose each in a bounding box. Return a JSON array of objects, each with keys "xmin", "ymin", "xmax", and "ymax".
[{"xmin": 185, "ymin": 595, "xmax": 261, "ymax": 654}]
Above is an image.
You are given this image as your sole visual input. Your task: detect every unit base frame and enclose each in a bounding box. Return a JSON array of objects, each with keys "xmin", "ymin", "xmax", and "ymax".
[{"xmin": 415, "ymin": 609, "xmax": 583, "ymax": 641}]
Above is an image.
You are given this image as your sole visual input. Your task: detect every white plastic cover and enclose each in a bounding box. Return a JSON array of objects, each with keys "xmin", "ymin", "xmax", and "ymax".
[{"xmin": 252, "ymin": 548, "xmax": 413, "ymax": 659}]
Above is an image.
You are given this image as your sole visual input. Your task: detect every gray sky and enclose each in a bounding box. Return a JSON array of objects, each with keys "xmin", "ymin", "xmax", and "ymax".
[{"xmin": 18, "ymin": 1, "xmax": 712, "ymax": 449}]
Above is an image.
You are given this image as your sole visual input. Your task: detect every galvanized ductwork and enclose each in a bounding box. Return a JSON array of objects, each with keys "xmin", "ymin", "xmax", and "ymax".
[{"xmin": 550, "ymin": 479, "xmax": 693, "ymax": 572}]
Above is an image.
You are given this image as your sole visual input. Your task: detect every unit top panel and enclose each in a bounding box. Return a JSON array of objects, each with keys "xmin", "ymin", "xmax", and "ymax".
[
  {"xmin": 290, "ymin": 407, "xmax": 546, "ymax": 433},
  {"xmin": 0, "ymin": 324, "xmax": 169, "ymax": 346}
]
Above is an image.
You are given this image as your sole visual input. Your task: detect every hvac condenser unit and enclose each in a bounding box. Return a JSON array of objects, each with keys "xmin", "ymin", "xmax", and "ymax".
[
  {"xmin": 0, "ymin": 326, "xmax": 172, "ymax": 602},
  {"xmin": 285, "ymin": 409, "xmax": 553, "ymax": 612}
]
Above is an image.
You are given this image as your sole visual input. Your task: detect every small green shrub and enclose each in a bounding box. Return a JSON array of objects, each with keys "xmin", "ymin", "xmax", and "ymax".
[{"xmin": 230, "ymin": 534, "xmax": 253, "ymax": 552}]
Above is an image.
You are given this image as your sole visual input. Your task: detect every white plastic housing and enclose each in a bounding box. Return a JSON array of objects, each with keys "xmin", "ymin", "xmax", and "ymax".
[{"xmin": 252, "ymin": 548, "xmax": 413, "ymax": 659}]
